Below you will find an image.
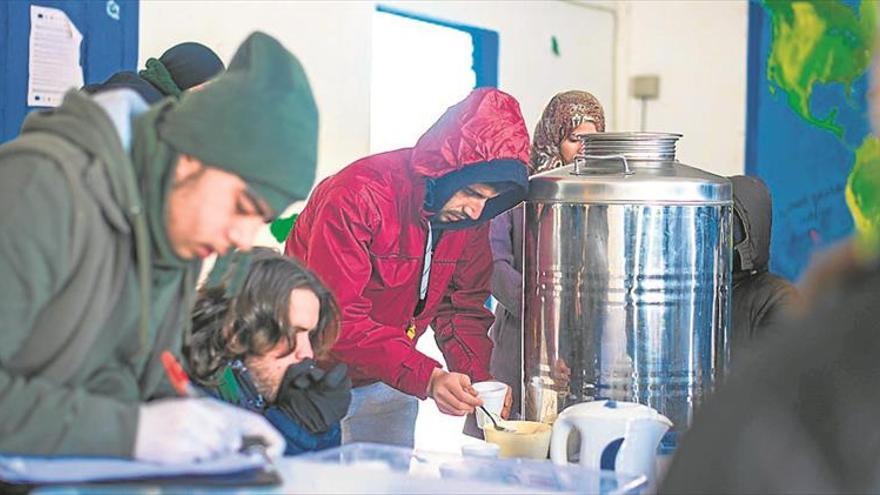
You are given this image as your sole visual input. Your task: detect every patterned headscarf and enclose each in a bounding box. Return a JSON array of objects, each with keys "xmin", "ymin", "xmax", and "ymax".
[{"xmin": 530, "ymin": 90, "xmax": 606, "ymax": 174}]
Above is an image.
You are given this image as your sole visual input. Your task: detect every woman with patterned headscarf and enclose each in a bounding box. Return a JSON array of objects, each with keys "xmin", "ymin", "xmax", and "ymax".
[
  {"xmin": 530, "ymin": 90, "xmax": 606, "ymax": 172},
  {"xmin": 488, "ymin": 90, "xmax": 605, "ymax": 417}
]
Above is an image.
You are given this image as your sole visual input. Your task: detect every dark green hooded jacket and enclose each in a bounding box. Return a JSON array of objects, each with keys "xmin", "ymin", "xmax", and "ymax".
[
  {"xmin": 0, "ymin": 31, "xmax": 318, "ymax": 457},
  {"xmin": 0, "ymin": 91, "xmax": 189, "ymax": 457}
]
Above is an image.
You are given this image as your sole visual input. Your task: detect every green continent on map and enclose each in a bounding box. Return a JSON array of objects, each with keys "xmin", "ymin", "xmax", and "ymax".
[
  {"xmin": 847, "ymin": 135, "xmax": 880, "ymax": 251},
  {"xmin": 764, "ymin": 0, "xmax": 876, "ymax": 138}
]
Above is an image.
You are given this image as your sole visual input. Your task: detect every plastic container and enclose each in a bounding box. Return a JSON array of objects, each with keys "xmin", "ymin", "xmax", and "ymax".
[
  {"xmin": 461, "ymin": 441, "xmax": 500, "ymax": 458},
  {"xmin": 483, "ymin": 420, "xmax": 552, "ymax": 459},
  {"xmin": 281, "ymin": 442, "xmax": 647, "ymax": 494}
]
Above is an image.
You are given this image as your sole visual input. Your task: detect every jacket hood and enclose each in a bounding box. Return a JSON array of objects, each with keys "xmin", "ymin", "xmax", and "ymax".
[
  {"xmin": 19, "ymin": 90, "xmax": 138, "ymax": 214},
  {"xmin": 411, "ymin": 88, "xmax": 530, "ymax": 178},
  {"xmin": 17, "ymin": 89, "xmax": 167, "ymax": 356},
  {"xmin": 731, "ymin": 175, "xmax": 772, "ymax": 272},
  {"xmin": 410, "ymin": 88, "xmax": 531, "ymax": 227}
]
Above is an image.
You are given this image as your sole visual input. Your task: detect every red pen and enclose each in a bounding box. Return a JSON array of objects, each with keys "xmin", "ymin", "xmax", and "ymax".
[
  {"xmin": 160, "ymin": 350, "xmax": 274, "ymax": 460},
  {"xmin": 161, "ymin": 350, "xmax": 203, "ymax": 398}
]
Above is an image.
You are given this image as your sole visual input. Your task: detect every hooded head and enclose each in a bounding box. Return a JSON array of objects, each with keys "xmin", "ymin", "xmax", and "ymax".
[
  {"xmin": 531, "ymin": 90, "xmax": 606, "ymax": 174},
  {"xmin": 731, "ymin": 175, "xmax": 772, "ymax": 273},
  {"xmin": 411, "ymin": 88, "xmax": 530, "ymax": 230},
  {"xmin": 139, "ymin": 41, "xmax": 226, "ymax": 98}
]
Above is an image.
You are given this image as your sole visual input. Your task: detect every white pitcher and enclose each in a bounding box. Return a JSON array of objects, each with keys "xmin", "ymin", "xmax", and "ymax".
[{"xmin": 550, "ymin": 400, "xmax": 672, "ymax": 481}]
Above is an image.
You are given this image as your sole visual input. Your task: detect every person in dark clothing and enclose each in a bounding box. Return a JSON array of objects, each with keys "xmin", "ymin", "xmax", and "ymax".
[
  {"xmin": 729, "ymin": 175, "xmax": 800, "ymax": 356},
  {"xmin": 83, "ymin": 42, "xmax": 225, "ymax": 104},
  {"xmin": 660, "ymin": 177, "xmax": 879, "ymax": 491},
  {"xmin": 660, "ymin": 253, "xmax": 880, "ymax": 493},
  {"xmin": 659, "ymin": 39, "xmax": 880, "ymax": 492},
  {"xmin": 187, "ymin": 248, "xmax": 351, "ymax": 455}
]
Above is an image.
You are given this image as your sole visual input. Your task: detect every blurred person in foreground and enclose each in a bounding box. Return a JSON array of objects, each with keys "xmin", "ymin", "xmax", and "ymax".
[{"xmin": 660, "ymin": 38, "xmax": 880, "ymax": 494}]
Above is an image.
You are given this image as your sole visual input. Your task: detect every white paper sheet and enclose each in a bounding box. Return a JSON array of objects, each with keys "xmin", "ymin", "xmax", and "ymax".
[{"xmin": 27, "ymin": 5, "xmax": 84, "ymax": 107}]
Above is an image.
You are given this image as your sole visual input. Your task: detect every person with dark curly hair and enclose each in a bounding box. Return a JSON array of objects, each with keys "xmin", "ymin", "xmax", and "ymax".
[{"xmin": 187, "ymin": 248, "xmax": 350, "ymax": 455}]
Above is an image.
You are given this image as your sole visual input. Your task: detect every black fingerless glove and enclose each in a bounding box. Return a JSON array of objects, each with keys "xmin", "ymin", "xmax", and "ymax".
[{"xmin": 275, "ymin": 359, "xmax": 352, "ymax": 434}]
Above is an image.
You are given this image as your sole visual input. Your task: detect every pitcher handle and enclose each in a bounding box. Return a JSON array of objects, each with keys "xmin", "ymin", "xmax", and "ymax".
[{"xmin": 550, "ymin": 416, "xmax": 573, "ymax": 465}]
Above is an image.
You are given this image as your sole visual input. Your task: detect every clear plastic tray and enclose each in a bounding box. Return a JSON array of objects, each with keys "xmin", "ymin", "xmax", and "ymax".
[{"xmin": 281, "ymin": 443, "xmax": 647, "ymax": 494}]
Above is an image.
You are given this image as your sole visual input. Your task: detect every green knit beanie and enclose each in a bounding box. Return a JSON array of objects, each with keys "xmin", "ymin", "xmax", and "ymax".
[{"xmin": 158, "ymin": 31, "xmax": 318, "ymax": 216}]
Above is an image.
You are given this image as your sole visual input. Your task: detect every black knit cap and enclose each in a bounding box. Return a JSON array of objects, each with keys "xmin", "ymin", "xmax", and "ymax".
[
  {"xmin": 159, "ymin": 42, "xmax": 226, "ymax": 91},
  {"xmin": 139, "ymin": 42, "xmax": 225, "ymax": 98}
]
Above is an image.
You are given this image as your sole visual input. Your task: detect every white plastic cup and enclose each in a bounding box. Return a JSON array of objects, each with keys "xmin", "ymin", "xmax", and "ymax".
[
  {"xmin": 461, "ymin": 441, "xmax": 500, "ymax": 458},
  {"xmin": 473, "ymin": 381, "xmax": 508, "ymax": 429}
]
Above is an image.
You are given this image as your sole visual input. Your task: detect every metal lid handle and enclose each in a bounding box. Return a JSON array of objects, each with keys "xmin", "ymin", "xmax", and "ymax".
[{"xmin": 573, "ymin": 154, "xmax": 633, "ymax": 176}]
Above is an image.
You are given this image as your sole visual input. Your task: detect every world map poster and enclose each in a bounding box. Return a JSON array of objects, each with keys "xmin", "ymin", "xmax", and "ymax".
[{"xmin": 747, "ymin": 0, "xmax": 878, "ymax": 280}]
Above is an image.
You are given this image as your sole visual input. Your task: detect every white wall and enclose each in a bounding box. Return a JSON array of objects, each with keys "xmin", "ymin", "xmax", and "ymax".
[
  {"xmin": 140, "ymin": 0, "xmax": 617, "ymax": 180},
  {"xmin": 140, "ymin": 0, "xmax": 619, "ymax": 248},
  {"xmin": 139, "ymin": 0, "xmax": 374, "ymax": 190},
  {"xmin": 378, "ymin": 1, "xmax": 616, "ymax": 132},
  {"xmin": 139, "ymin": 0, "xmax": 749, "ymax": 229},
  {"xmin": 613, "ymin": 0, "xmax": 749, "ymax": 177}
]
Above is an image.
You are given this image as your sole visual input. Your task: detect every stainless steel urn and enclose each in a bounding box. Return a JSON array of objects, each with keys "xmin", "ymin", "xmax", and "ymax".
[{"xmin": 522, "ymin": 132, "xmax": 731, "ymax": 449}]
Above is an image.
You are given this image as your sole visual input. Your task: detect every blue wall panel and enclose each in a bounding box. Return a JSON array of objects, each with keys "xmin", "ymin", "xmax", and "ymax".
[
  {"xmin": 1, "ymin": 0, "xmax": 138, "ymax": 143},
  {"xmin": 745, "ymin": 0, "xmax": 874, "ymax": 280}
]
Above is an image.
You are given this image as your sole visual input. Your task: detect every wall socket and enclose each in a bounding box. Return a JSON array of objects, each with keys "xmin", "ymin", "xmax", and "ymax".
[{"xmin": 631, "ymin": 75, "xmax": 660, "ymax": 99}]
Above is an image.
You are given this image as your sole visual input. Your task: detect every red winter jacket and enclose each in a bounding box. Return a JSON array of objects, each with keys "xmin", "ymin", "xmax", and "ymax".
[{"xmin": 285, "ymin": 88, "xmax": 530, "ymax": 399}]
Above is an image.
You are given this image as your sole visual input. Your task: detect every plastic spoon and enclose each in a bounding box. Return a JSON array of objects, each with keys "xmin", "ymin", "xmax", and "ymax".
[{"xmin": 479, "ymin": 405, "xmax": 516, "ymax": 433}]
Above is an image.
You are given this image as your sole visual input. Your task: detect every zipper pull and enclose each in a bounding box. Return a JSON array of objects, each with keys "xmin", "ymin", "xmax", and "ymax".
[{"xmin": 406, "ymin": 318, "xmax": 417, "ymax": 340}]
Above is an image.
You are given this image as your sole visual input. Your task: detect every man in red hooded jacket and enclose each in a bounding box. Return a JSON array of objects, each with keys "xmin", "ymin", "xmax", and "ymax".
[{"xmin": 285, "ymin": 88, "xmax": 530, "ymax": 446}]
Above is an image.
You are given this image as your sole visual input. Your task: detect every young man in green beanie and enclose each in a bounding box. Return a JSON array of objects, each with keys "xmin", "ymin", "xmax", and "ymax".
[{"xmin": 0, "ymin": 31, "xmax": 318, "ymax": 463}]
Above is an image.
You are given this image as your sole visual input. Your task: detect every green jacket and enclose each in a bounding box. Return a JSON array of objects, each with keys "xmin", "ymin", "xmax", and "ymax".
[{"xmin": 0, "ymin": 91, "xmax": 199, "ymax": 457}]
